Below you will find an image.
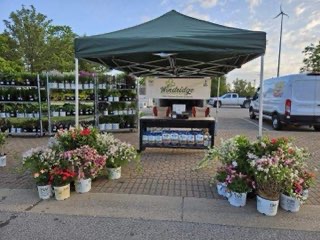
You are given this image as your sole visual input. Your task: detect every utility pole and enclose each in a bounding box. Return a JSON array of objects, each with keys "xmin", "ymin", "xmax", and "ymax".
[{"xmin": 274, "ymin": 5, "xmax": 289, "ymax": 77}]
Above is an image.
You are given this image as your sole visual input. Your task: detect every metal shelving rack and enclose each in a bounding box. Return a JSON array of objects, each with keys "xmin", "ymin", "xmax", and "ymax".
[
  {"xmin": 46, "ymin": 74, "xmax": 95, "ymax": 135},
  {"xmin": 95, "ymin": 75, "xmax": 138, "ymax": 132},
  {"xmin": 0, "ymin": 74, "xmax": 44, "ymax": 137}
]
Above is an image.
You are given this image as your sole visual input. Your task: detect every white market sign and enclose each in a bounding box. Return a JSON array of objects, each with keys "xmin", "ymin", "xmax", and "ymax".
[{"xmin": 146, "ymin": 77, "xmax": 211, "ymax": 99}]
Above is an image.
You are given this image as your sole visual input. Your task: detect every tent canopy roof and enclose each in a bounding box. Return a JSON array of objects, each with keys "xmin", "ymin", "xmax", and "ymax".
[{"xmin": 75, "ymin": 10, "xmax": 266, "ymax": 77}]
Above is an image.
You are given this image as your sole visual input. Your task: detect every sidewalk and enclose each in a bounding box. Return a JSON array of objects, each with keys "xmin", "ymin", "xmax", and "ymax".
[{"xmin": 1, "ymin": 188, "xmax": 320, "ymax": 232}]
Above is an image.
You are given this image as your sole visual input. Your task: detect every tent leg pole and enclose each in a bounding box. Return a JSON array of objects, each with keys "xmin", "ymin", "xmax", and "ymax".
[
  {"xmin": 215, "ymin": 77, "xmax": 220, "ymax": 136},
  {"xmin": 258, "ymin": 55, "xmax": 264, "ymax": 139},
  {"xmin": 75, "ymin": 58, "xmax": 79, "ymax": 128}
]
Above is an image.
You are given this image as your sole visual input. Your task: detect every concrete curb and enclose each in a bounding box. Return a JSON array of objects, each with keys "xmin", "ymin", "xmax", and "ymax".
[{"xmin": 1, "ymin": 188, "xmax": 319, "ymax": 232}]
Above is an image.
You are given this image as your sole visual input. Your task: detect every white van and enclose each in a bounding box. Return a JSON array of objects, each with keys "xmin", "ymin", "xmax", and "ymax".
[{"xmin": 249, "ymin": 73, "xmax": 320, "ymax": 131}]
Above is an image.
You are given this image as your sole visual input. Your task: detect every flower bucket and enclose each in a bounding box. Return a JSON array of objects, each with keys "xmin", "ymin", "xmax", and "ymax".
[
  {"xmin": 227, "ymin": 191, "xmax": 247, "ymax": 207},
  {"xmin": 75, "ymin": 178, "xmax": 92, "ymax": 194},
  {"xmin": 106, "ymin": 123, "xmax": 113, "ymax": 130},
  {"xmin": 216, "ymin": 182, "xmax": 227, "ymax": 197},
  {"xmin": 107, "ymin": 166, "xmax": 121, "ymax": 180},
  {"xmin": 37, "ymin": 184, "xmax": 52, "ymax": 200},
  {"xmin": 103, "ymin": 110, "xmax": 108, "ymax": 116},
  {"xmin": 302, "ymin": 189, "xmax": 309, "ymax": 200},
  {"xmin": 53, "ymin": 184, "xmax": 70, "ymax": 201},
  {"xmin": 0, "ymin": 155, "xmax": 6, "ymax": 167},
  {"xmin": 60, "ymin": 111, "xmax": 66, "ymax": 117},
  {"xmin": 256, "ymin": 195, "xmax": 279, "ymax": 216},
  {"xmin": 52, "ymin": 111, "xmax": 59, "ymax": 117},
  {"xmin": 99, "ymin": 124, "xmax": 106, "ymax": 131},
  {"xmin": 114, "ymin": 96, "xmax": 119, "ymax": 102},
  {"xmin": 112, "ymin": 123, "xmax": 119, "ymax": 130},
  {"xmin": 280, "ymin": 193, "xmax": 301, "ymax": 212},
  {"xmin": 108, "ymin": 96, "xmax": 113, "ymax": 102}
]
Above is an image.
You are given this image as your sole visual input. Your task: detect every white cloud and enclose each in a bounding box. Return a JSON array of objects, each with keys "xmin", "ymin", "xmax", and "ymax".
[
  {"xmin": 182, "ymin": 4, "xmax": 211, "ymax": 21},
  {"xmin": 295, "ymin": 4, "xmax": 305, "ymax": 16},
  {"xmin": 197, "ymin": 0, "xmax": 219, "ymax": 8},
  {"xmin": 161, "ymin": 0, "xmax": 168, "ymax": 5},
  {"xmin": 246, "ymin": 0, "xmax": 262, "ymax": 13},
  {"xmin": 305, "ymin": 18, "xmax": 320, "ymax": 30}
]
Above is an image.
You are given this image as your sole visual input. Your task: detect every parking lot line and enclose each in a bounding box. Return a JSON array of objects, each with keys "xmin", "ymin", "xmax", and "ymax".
[{"xmin": 240, "ymin": 118, "xmax": 270, "ymax": 132}]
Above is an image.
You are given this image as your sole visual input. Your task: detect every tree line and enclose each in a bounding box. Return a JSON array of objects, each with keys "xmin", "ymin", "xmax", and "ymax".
[{"xmin": 0, "ymin": 5, "xmax": 319, "ymax": 92}]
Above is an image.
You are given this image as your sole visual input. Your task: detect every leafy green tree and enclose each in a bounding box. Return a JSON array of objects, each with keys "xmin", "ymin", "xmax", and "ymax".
[
  {"xmin": 3, "ymin": 5, "xmax": 51, "ymax": 72},
  {"xmin": 300, "ymin": 41, "xmax": 320, "ymax": 73},
  {"xmin": 232, "ymin": 78, "xmax": 255, "ymax": 97},
  {"xmin": 43, "ymin": 25, "xmax": 76, "ymax": 72},
  {"xmin": 210, "ymin": 76, "xmax": 229, "ymax": 97},
  {"xmin": 0, "ymin": 33, "xmax": 23, "ymax": 73}
]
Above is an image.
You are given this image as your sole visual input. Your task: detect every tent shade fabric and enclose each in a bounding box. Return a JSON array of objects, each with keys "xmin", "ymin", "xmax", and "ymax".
[{"xmin": 75, "ymin": 10, "xmax": 266, "ymax": 77}]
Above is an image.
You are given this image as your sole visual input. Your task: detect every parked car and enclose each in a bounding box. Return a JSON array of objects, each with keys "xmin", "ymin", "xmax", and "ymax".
[
  {"xmin": 249, "ymin": 73, "xmax": 320, "ymax": 131},
  {"xmin": 209, "ymin": 93, "xmax": 251, "ymax": 108}
]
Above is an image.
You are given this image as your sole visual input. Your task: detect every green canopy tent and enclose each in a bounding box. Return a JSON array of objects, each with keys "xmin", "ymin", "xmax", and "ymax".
[{"xmin": 74, "ymin": 10, "xmax": 267, "ymax": 136}]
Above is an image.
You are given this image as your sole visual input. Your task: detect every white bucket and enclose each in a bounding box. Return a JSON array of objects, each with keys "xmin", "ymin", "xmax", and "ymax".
[
  {"xmin": 302, "ymin": 189, "xmax": 309, "ymax": 200},
  {"xmin": 99, "ymin": 124, "xmax": 106, "ymax": 131},
  {"xmin": 112, "ymin": 123, "xmax": 119, "ymax": 129},
  {"xmin": 53, "ymin": 184, "xmax": 70, "ymax": 201},
  {"xmin": 113, "ymin": 96, "xmax": 119, "ymax": 102},
  {"xmin": 106, "ymin": 123, "xmax": 113, "ymax": 130},
  {"xmin": 52, "ymin": 111, "xmax": 59, "ymax": 117},
  {"xmin": 280, "ymin": 193, "xmax": 301, "ymax": 212},
  {"xmin": 37, "ymin": 185, "xmax": 52, "ymax": 200},
  {"xmin": 0, "ymin": 155, "xmax": 6, "ymax": 167},
  {"xmin": 103, "ymin": 110, "xmax": 108, "ymax": 116},
  {"xmin": 108, "ymin": 96, "xmax": 113, "ymax": 102},
  {"xmin": 107, "ymin": 167, "xmax": 121, "ymax": 180},
  {"xmin": 256, "ymin": 195, "xmax": 279, "ymax": 216},
  {"xmin": 216, "ymin": 182, "xmax": 227, "ymax": 197},
  {"xmin": 227, "ymin": 191, "xmax": 247, "ymax": 207},
  {"xmin": 75, "ymin": 178, "xmax": 92, "ymax": 193},
  {"xmin": 60, "ymin": 111, "xmax": 66, "ymax": 117}
]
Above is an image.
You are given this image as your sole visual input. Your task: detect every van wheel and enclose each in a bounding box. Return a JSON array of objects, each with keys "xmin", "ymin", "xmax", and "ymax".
[
  {"xmin": 314, "ymin": 125, "xmax": 320, "ymax": 131},
  {"xmin": 272, "ymin": 114, "xmax": 282, "ymax": 130},
  {"xmin": 249, "ymin": 108, "xmax": 256, "ymax": 119}
]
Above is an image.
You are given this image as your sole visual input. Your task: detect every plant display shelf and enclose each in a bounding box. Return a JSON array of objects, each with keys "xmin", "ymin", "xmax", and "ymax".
[{"xmin": 0, "ymin": 74, "xmax": 44, "ymax": 137}]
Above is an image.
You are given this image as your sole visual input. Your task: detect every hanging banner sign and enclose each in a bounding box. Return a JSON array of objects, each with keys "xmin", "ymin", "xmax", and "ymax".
[{"xmin": 146, "ymin": 77, "xmax": 211, "ymax": 99}]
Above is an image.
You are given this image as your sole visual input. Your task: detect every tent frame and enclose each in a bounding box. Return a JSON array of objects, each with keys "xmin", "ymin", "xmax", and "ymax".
[{"xmin": 74, "ymin": 55, "xmax": 265, "ymax": 138}]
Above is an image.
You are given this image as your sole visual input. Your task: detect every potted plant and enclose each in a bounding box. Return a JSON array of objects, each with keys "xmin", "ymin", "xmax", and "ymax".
[
  {"xmin": 22, "ymin": 147, "xmax": 57, "ymax": 199},
  {"xmin": 54, "ymin": 127, "xmax": 98, "ymax": 151},
  {"xmin": 226, "ymin": 173, "xmax": 253, "ymax": 207},
  {"xmin": 96, "ymin": 133, "xmax": 138, "ymax": 180},
  {"xmin": 113, "ymin": 91, "xmax": 121, "ymax": 102},
  {"xmin": 63, "ymin": 145, "xmax": 107, "ymax": 193},
  {"xmin": 0, "ymin": 132, "xmax": 7, "ymax": 167},
  {"xmin": 50, "ymin": 167, "xmax": 76, "ymax": 200},
  {"xmin": 214, "ymin": 166, "xmax": 228, "ymax": 197}
]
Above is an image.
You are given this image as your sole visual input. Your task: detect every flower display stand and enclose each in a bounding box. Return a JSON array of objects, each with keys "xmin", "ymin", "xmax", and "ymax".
[
  {"xmin": 107, "ymin": 166, "xmax": 121, "ymax": 180},
  {"xmin": 37, "ymin": 185, "xmax": 53, "ymax": 200},
  {"xmin": 75, "ymin": 178, "xmax": 92, "ymax": 193},
  {"xmin": 227, "ymin": 191, "xmax": 247, "ymax": 207},
  {"xmin": 53, "ymin": 184, "xmax": 70, "ymax": 200},
  {"xmin": 256, "ymin": 195, "xmax": 279, "ymax": 216},
  {"xmin": 280, "ymin": 193, "xmax": 301, "ymax": 212}
]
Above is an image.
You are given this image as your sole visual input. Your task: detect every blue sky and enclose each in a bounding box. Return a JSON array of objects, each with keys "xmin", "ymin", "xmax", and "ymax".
[{"xmin": 1, "ymin": 0, "xmax": 319, "ymax": 84}]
